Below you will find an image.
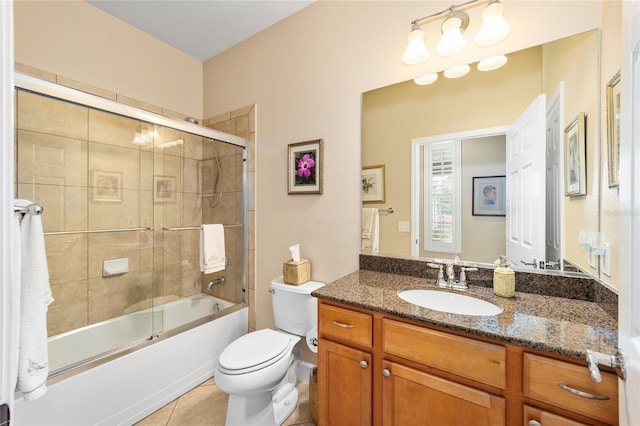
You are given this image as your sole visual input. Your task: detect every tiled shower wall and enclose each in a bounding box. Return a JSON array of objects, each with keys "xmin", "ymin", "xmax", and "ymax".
[
  {"xmin": 15, "ymin": 88, "xmax": 245, "ymax": 337},
  {"xmin": 204, "ymin": 106, "xmax": 257, "ymax": 331}
]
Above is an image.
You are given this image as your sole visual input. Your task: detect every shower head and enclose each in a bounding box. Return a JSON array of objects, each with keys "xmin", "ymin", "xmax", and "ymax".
[{"xmin": 185, "ymin": 117, "xmax": 199, "ymax": 124}]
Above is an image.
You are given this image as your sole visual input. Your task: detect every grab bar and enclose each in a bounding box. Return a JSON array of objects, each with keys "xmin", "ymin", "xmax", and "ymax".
[{"xmin": 44, "ymin": 227, "xmax": 153, "ymax": 236}]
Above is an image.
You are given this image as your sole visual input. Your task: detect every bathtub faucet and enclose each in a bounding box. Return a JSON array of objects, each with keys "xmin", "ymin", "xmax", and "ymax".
[{"xmin": 207, "ymin": 277, "xmax": 225, "ymax": 291}]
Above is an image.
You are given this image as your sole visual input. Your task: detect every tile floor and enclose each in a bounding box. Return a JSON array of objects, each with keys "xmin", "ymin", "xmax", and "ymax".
[{"xmin": 135, "ymin": 378, "xmax": 316, "ymax": 426}]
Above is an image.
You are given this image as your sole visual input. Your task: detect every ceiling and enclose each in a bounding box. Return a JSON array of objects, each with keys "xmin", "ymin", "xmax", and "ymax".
[{"xmin": 86, "ymin": 0, "xmax": 315, "ymax": 62}]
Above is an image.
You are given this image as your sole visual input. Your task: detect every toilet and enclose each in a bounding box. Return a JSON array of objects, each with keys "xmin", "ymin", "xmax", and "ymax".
[{"xmin": 216, "ymin": 277, "xmax": 324, "ymax": 426}]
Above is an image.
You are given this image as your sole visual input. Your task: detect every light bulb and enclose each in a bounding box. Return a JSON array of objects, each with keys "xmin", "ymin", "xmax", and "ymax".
[
  {"xmin": 436, "ymin": 15, "xmax": 467, "ymax": 56},
  {"xmin": 402, "ymin": 24, "xmax": 429, "ymax": 65},
  {"xmin": 477, "ymin": 55, "xmax": 508, "ymax": 71},
  {"xmin": 475, "ymin": 0, "xmax": 511, "ymax": 46},
  {"xmin": 443, "ymin": 64, "xmax": 470, "ymax": 79},
  {"xmin": 413, "ymin": 73, "xmax": 438, "ymax": 85}
]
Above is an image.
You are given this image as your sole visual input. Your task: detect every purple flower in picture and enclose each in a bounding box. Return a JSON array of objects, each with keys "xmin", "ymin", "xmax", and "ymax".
[{"xmin": 297, "ymin": 154, "xmax": 316, "ymax": 178}]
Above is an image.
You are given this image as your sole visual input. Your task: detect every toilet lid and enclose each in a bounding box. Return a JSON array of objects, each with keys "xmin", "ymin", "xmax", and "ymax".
[{"xmin": 218, "ymin": 329, "xmax": 293, "ymax": 374}]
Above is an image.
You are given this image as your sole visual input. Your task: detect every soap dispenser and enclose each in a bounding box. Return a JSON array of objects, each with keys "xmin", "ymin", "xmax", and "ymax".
[{"xmin": 493, "ymin": 255, "xmax": 515, "ymax": 298}]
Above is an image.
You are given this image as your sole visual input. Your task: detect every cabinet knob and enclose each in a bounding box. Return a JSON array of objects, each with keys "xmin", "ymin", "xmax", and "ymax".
[
  {"xmin": 360, "ymin": 360, "xmax": 368, "ymax": 369},
  {"xmin": 382, "ymin": 369, "xmax": 391, "ymax": 378},
  {"xmin": 528, "ymin": 421, "xmax": 541, "ymax": 426}
]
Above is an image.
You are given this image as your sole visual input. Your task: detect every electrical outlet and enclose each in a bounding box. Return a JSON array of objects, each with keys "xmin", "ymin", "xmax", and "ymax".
[{"xmin": 398, "ymin": 221, "xmax": 410, "ymax": 232}]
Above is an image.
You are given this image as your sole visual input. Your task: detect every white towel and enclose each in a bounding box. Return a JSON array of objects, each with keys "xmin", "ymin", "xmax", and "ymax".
[
  {"xmin": 362, "ymin": 208, "xmax": 375, "ymax": 239},
  {"xmin": 15, "ymin": 200, "xmax": 53, "ymax": 402},
  {"xmin": 200, "ymin": 224, "xmax": 226, "ymax": 274},
  {"xmin": 361, "ymin": 208, "xmax": 379, "ymax": 253}
]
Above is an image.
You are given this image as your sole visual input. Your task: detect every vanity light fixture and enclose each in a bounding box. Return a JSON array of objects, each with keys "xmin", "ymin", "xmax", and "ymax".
[
  {"xmin": 413, "ymin": 73, "xmax": 439, "ymax": 85},
  {"xmin": 402, "ymin": 0, "xmax": 511, "ymax": 65},
  {"xmin": 477, "ymin": 54, "xmax": 508, "ymax": 71},
  {"xmin": 444, "ymin": 64, "xmax": 471, "ymax": 78}
]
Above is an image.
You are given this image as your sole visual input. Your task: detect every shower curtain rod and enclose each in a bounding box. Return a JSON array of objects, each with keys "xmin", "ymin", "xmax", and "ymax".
[
  {"xmin": 14, "ymin": 203, "xmax": 43, "ymax": 216},
  {"xmin": 42, "ymin": 224, "xmax": 242, "ymax": 236}
]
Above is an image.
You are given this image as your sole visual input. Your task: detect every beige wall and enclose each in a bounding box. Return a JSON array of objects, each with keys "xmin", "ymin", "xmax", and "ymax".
[
  {"xmin": 14, "ymin": 0, "xmax": 203, "ymax": 119},
  {"xmin": 599, "ymin": 0, "xmax": 622, "ymax": 289},
  {"xmin": 203, "ymin": 1, "xmax": 602, "ymax": 329},
  {"xmin": 13, "ymin": 0, "xmax": 605, "ymax": 330},
  {"xmin": 542, "ymin": 30, "xmax": 600, "ymax": 275}
]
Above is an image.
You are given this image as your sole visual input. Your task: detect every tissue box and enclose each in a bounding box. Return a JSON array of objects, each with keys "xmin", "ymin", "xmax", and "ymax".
[{"xmin": 283, "ymin": 259, "xmax": 311, "ymax": 285}]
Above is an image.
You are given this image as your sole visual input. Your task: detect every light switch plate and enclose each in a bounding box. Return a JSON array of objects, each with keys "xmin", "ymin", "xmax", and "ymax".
[{"xmin": 398, "ymin": 221, "xmax": 410, "ymax": 232}]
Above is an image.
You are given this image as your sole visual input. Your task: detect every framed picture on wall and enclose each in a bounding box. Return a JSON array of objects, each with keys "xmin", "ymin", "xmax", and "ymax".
[
  {"xmin": 361, "ymin": 165, "xmax": 385, "ymax": 203},
  {"xmin": 92, "ymin": 170, "xmax": 122, "ymax": 203},
  {"xmin": 287, "ymin": 139, "xmax": 323, "ymax": 194},
  {"xmin": 154, "ymin": 175, "xmax": 176, "ymax": 202},
  {"xmin": 606, "ymin": 71, "xmax": 621, "ymax": 188},
  {"xmin": 472, "ymin": 176, "xmax": 506, "ymax": 216},
  {"xmin": 564, "ymin": 112, "xmax": 587, "ymax": 196}
]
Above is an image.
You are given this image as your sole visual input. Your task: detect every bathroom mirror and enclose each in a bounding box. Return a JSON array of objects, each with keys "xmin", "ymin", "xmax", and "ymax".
[{"xmin": 361, "ymin": 30, "xmax": 602, "ymax": 276}]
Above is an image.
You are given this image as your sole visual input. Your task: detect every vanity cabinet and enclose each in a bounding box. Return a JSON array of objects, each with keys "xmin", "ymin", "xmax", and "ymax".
[
  {"xmin": 317, "ymin": 303, "xmax": 373, "ymax": 426},
  {"xmin": 317, "ymin": 300, "xmax": 618, "ymax": 426},
  {"xmin": 382, "ymin": 360, "xmax": 505, "ymax": 425},
  {"xmin": 523, "ymin": 353, "xmax": 618, "ymax": 425}
]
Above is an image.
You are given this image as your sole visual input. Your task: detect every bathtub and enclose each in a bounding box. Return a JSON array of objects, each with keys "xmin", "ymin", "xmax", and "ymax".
[
  {"xmin": 48, "ymin": 293, "xmax": 237, "ymax": 373},
  {"xmin": 13, "ymin": 294, "xmax": 247, "ymax": 426}
]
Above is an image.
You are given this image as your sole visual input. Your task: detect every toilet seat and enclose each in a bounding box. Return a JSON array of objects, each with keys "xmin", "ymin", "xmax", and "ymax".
[{"xmin": 218, "ymin": 329, "xmax": 295, "ymax": 375}]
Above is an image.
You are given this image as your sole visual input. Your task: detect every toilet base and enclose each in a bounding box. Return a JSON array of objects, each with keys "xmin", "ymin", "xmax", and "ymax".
[{"xmin": 224, "ymin": 368, "xmax": 300, "ymax": 426}]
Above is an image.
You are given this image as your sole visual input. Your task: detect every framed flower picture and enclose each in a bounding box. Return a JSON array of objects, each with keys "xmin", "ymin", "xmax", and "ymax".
[
  {"xmin": 362, "ymin": 165, "xmax": 385, "ymax": 203},
  {"xmin": 288, "ymin": 139, "xmax": 323, "ymax": 194}
]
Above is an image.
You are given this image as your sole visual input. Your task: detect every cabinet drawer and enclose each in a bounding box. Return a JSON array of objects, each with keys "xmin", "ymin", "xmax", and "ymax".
[
  {"xmin": 319, "ymin": 303, "xmax": 372, "ymax": 348},
  {"xmin": 382, "ymin": 318, "xmax": 506, "ymax": 389},
  {"xmin": 523, "ymin": 353, "xmax": 618, "ymax": 425}
]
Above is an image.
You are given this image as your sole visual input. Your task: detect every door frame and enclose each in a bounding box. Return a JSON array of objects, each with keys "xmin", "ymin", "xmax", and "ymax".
[
  {"xmin": 410, "ymin": 126, "xmax": 509, "ymax": 257},
  {"xmin": 0, "ymin": 0, "xmax": 16, "ymax": 421}
]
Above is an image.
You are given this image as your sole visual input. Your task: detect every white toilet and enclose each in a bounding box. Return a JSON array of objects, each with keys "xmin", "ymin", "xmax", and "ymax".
[{"xmin": 216, "ymin": 277, "xmax": 324, "ymax": 426}]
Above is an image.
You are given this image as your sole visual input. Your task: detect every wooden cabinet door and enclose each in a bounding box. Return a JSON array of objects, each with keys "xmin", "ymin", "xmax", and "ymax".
[
  {"xmin": 318, "ymin": 338, "xmax": 372, "ymax": 426},
  {"xmin": 523, "ymin": 405, "xmax": 589, "ymax": 426},
  {"xmin": 382, "ymin": 360, "xmax": 505, "ymax": 426}
]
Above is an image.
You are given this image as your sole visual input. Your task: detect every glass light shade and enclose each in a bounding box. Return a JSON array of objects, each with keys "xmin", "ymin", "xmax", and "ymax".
[
  {"xmin": 477, "ymin": 55, "xmax": 508, "ymax": 71},
  {"xmin": 414, "ymin": 73, "xmax": 438, "ymax": 85},
  {"xmin": 402, "ymin": 26, "xmax": 429, "ymax": 65},
  {"xmin": 475, "ymin": 1, "xmax": 511, "ymax": 46},
  {"xmin": 443, "ymin": 64, "xmax": 470, "ymax": 79},
  {"xmin": 436, "ymin": 16, "xmax": 467, "ymax": 56}
]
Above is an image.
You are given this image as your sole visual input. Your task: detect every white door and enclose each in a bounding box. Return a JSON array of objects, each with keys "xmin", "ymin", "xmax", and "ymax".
[
  {"xmin": 619, "ymin": 0, "xmax": 640, "ymax": 423},
  {"xmin": 0, "ymin": 1, "xmax": 15, "ymax": 424},
  {"xmin": 506, "ymin": 94, "xmax": 546, "ymax": 269},
  {"xmin": 545, "ymin": 83, "xmax": 565, "ymax": 270}
]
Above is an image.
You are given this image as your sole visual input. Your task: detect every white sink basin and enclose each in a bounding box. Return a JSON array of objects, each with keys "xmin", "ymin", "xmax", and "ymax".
[{"xmin": 397, "ymin": 289, "xmax": 503, "ymax": 316}]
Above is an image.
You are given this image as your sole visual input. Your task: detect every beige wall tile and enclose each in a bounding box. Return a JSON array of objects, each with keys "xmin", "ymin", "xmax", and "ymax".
[
  {"xmin": 88, "ymin": 271, "xmax": 152, "ymax": 323},
  {"xmin": 182, "ymin": 193, "xmax": 202, "ymax": 227},
  {"xmin": 88, "ymin": 188, "xmax": 140, "ymax": 229},
  {"xmin": 48, "ymin": 280, "xmax": 89, "ymax": 336},
  {"xmin": 89, "ymin": 109, "xmax": 141, "ymax": 149},
  {"xmin": 46, "ymin": 234, "xmax": 88, "ymax": 285},
  {"xmin": 89, "ymin": 142, "xmax": 140, "ymax": 190},
  {"xmin": 17, "ymin": 91, "xmax": 88, "ymax": 140},
  {"xmin": 17, "ymin": 130, "xmax": 88, "ymax": 186},
  {"xmin": 87, "ymin": 231, "xmax": 144, "ymax": 278},
  {"xmin": 235, "ymin": 115, "xmax": 250, "ymax": 139},
  {"xmin": 17, "ymin": 183, "xmax": 87, "ymax": 232},
  {"xmin": 183, "ymin": 158, "xmax": 200, "ymax": 193},
  {"xmin": 182, "ymin": 132, "xmax": 203, "ymax": 160},
  {"xmin": 56, "ymin": 76, "xmax": 117, "ymax": 101}
]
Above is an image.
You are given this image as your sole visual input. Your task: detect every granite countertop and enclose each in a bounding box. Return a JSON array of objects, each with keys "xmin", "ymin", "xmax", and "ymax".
[{"xmin": 312, "ymin": 269, "xmax": 618, "ymax": 361}]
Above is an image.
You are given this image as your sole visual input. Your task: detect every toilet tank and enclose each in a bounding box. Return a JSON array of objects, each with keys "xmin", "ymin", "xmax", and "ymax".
[{"xmin": 271, "ymin": 276, "xmax": 324, "ymax": 336}]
